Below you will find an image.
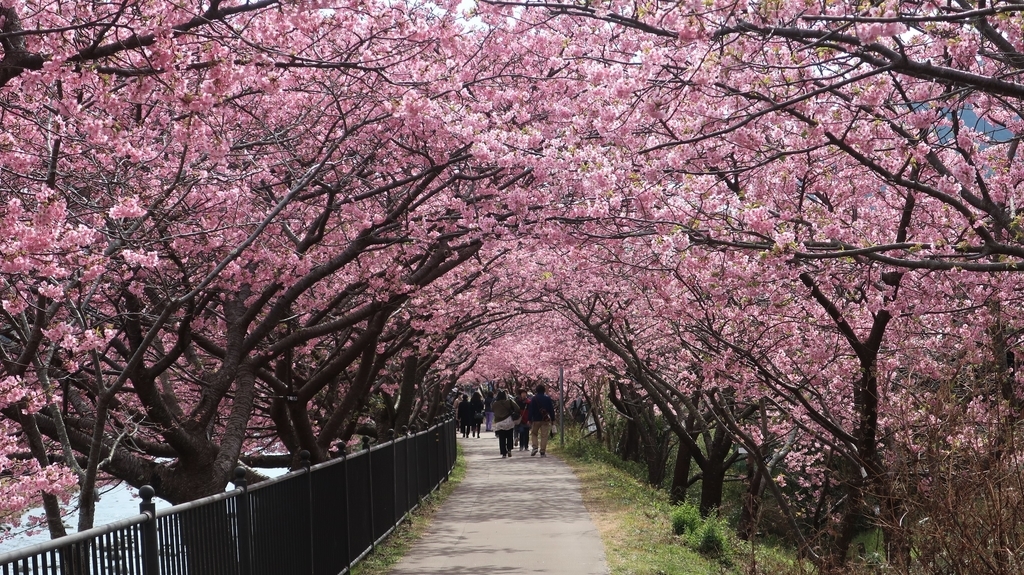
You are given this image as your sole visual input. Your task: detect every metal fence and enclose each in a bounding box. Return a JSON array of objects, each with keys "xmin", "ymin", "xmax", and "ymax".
[{"xmin": 0, "ymin": 417, "xmax": 457, "ymax": 575}]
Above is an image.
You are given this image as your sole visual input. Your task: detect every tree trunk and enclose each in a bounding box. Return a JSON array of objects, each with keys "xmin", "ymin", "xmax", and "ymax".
[
  {"xmin": 618, "ymin": 420, "xmax": 640, "ymax": 462},
  {"xmin": 669, "ymin": 437, "xmax": 692, "ymax": 504},
  {"xmin": 76, "ymin": 393, "xmax": 112, "ymax": 532},
  {"xmin": 578, "ymin": 379, "xmax": 603, "ymax": 442},
  {"xmin": 19, "ymin": 405, "xmax": 69, "ymax": 539},
  {"xmin": 699, "ymin": 420, "xmax": 734, "ymax": 516},
  {"xmin": 801, "ymin": 272, "xmax": 891, "ymax": 568},
  {"xmin": 829, "ymin": 485, "xmax": 865, "ymax": 570},
  {"xmin": 738, "ymin": 456, "xmax": 764, "ymax": 540},
  {"xmin": 699, "ymin": 458, "xmax": 725, "ymax": 517},
  {"xmin": 644, "ymin": 432, "xmax": 669, "ymax": 487},
  {"xmin": 393, "ymin": 355, "xmax": 419, "ymax": 430}
]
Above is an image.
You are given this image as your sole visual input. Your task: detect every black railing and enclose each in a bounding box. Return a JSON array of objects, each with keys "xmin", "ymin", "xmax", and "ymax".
[{"xmin": 0, "ymin": 417, "xmax": 457, "ymax": 575}]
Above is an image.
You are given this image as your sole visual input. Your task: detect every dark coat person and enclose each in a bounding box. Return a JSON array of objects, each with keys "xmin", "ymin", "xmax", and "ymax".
[
  {"xmin": 468, "ymin": 391, "xmax": 485, "ymax": 438},
  {"xmin": 528, "ymin": 384, "xmax": 555, "ymax": 457},
  {"xmin": 457, "ymin": 394, "xmax": 474, "ymax": 438}
]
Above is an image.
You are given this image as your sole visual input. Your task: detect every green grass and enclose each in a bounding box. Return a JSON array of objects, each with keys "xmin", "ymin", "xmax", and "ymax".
[
  {"xmin": 350, "ymin": 445, "xmax": 466, "ymax": 575},
  {"xmin": 551, "ymin": 432, "xmax": 805, "ymax": 575},
  {"xmin": 551, "ymin": 435, "xmax": 727, "ymax": 575}
]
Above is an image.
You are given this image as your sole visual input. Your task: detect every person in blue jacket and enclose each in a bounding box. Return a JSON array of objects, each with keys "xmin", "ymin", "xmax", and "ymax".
[{"xmin": 527, "ymin": 384, "xmax": 556, "ymax": 457}]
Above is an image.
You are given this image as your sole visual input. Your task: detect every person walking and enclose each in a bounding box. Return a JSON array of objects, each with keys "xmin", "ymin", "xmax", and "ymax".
[
  {"xmin": 515, "ymin": 389, "xmax": 530, "ymax": 450},
  {"xmin": 528, "ymin": 384, "xmax": 555, "ymax": 457},
  {"xmin": 456, "ymin": 393, "xmax": 473, "ymax": 438},
  {"xmin": 453, "ymin": 392, "xmax": 465, "ymax": 435},
  {"xmin": 491, "ymin": 390, "xmax": 519, "ymax": 458},
  {"xmin": 483, "ymin": 391, "xmax": 495, "ymax": 432},
  {"xmin": 469, "ymin": 391, "xmax": 485, "ymax": 438}
]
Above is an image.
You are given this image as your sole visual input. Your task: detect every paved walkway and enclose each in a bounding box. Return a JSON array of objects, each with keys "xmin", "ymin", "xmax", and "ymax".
[{"xmin": 388, "ymin": 433, "xmax": 609, "ymax": 575}]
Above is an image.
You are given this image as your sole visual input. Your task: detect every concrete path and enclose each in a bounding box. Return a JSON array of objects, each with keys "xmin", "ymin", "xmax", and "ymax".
[{"xmin": 388, "ymin": 433, "xmax": 609, "ymax": 575}]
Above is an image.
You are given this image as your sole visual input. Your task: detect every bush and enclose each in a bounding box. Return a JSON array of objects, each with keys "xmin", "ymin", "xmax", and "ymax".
[
  {"xmin": 563, "ymin": 426, "xmax": 648, "ymax": 481},
  {"xmin": 690, "ymin": 519, "xmax": 727, "ymax": 556},
  {"xmin": 672, "ymin": 505, "xmax": 730, "ymax": 559},
  {"xmin": 671, "ymin": 503, "xmax": 701, "ymax": 536}
]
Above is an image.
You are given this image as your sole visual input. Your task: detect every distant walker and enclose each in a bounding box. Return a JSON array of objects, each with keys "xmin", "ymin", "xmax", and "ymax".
[{"xmin": 527, "ymin": 384, "xmax": 555, "ymax": 457}]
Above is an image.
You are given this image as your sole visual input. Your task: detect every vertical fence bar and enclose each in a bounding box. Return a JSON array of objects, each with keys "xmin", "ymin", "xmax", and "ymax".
[
  {"xmin": 419, "ymin": 427, "xmax": 430, "ymax": 498},
  {"xmin": 233, "ymin": 467, "xmax": 252, "ymax": 575},
  {"xmin": 406, "ymin": 426, "xmax": 416, "ymax": 511},
  {"xmin": 436, "ymin": 422, "xmax": 443, "ymax": 487},
  {"xmin": 447, "ymin": 417, "xmax": 455, "ymax": 478},
  {"xmin": 427, "ymin": 425, "xmax": 438, "ymax": 491},
  {"xmin": 397, "ymin": 426, "xmax": 409, "ymax": 519},
  {"xmin": 362, "ymin": 437, "xmax": 375, "ymax": 553},
  {"xmin": 442, "ymin": 417, "xmax": 449, "ymax": 479},
  {"xmin": 139, "ymin": 485, "xmax": 159, "ymax": 575},
  {"xmin": 300, "ymin": 449, "xmax": 313, "ymax": 574},
  {"xmin": 341, "ymin": 446, "xmax": 353, "ymax": 574},
  {"xmin": 430, "ymin": 423, "xmax": 438, "ymax": 489},
  {"xmin": 389, "ymin": 430, "xmax": 399, "ymax": 526}
]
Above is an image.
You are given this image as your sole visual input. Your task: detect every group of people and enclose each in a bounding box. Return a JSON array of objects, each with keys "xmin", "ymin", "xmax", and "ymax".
[
  {"xmin": 454, "ymin": 390, "xmax": 486, "ymax": 438},
  {"xmin": 453, "ymin": 384, "xmax": 556, "ymax": 458}
]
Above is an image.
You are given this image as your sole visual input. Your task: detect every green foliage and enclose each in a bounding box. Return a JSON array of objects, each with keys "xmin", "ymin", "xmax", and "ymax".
[
  {"xmin": 554, "ymin": 432, "xmax": 727, "ymax": 574},
  {"xmin": 688, "ymin": 516, "xmax": 728, "ymax": 557},
  {"xmin": 850, "ymin": 528, "xmax": 885, "ymax": 565},
  {"xmin": 563, "ymin": 424, "xmax": 648, "ymax": 481},
  {"xmin": 671, "ymin": 503, "xmax": 729, "ymax": 559},
  {"xmin": 558, "ymin": 427, "xmax": 806, "ymax": 574},
  {"xmin": 671, "ymin": 503, "xmax": 701, "ymax": 536}
]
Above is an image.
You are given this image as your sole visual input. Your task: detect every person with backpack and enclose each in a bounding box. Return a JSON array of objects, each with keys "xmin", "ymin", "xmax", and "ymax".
[{"xmin": 527, "ymin": 384, "xmax": 555, "ymax": 457}]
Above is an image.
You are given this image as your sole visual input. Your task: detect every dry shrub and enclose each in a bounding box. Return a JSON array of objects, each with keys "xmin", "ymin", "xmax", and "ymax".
[{"xmin": 881, "ymin": 394, "xmax": 1024, "ymax": 575}]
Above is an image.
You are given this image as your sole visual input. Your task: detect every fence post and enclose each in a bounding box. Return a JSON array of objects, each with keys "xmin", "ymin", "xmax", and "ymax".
[
  {"xmin": 408, "ymin": 425, "xmax": 418, "ymax": 505},
  {"xmin": 232, "ymin": 467, "xmax": 252, "ymax": 575},
  {"xmin": 337, "ymin": 443, "xmax": 353, "ymax": 573},
  {"xmin": 433, "ymin": 418, "xmax": 441, "ymax": 489},
  {"xmin": 444, "ymin": 416, "xmax": 452, "ymax": 479},
  {"xmin": 387, "ymin": 429, "xmax": 398, "ymax": 526},
  {"xmin": 449, "ymin": 416, "xmax": 455, "ymax": 477},
  {"xmin": 139, "ymin": 485, "xmax": 159, "ymax": 575},
  {"xmin": 362, "ymin": 437, "xmax": 375, "ymax": 551},
  {"xmin": 300, "ymin": 450, "xmax": 312, "ymax": 574},
  {"xmin": 401, "ymin": 426, "xmax": 410, "ymax": 517}
]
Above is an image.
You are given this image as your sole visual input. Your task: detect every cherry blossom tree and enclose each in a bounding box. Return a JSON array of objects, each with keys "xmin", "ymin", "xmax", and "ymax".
[
  {"xmin": 4, "ymin": 4, "xmax": 1024, "ymax": 574},
  {"xmin": 457, "ymin": 0, "xmax": 1024, "ymax": 568},
  {"xmin": 0, "ymin": 0, "xmax": 554, "ymax": 537}
]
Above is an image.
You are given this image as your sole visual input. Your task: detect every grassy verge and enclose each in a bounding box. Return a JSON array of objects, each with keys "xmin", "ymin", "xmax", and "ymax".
[
  {"xmin": 350, "ymin": 444, "xmax": 466, "ymax": 575},
  {"xmin": 550, "ymin": 434, "xmax": 801, "ymax": 575}
]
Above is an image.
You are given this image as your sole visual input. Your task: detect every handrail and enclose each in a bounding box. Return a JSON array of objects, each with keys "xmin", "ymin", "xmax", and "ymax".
[
  {"xmin": 244, "ymin": 467, "xmax": 309, "ymax": 494},
  {"xmin": 0, "ymin": 512, "xmax": 149, "ymax": 565},
  {"xmin": 153, "ymin": 486, "xmax": 243, "ymax": 518},
  {"xmin": 247, "ymin": 428, "xmax": 420, "ymax": 489}
]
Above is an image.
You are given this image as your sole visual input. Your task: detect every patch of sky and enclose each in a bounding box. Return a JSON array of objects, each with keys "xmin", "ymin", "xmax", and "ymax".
[{"xmin": 937, "ymin": 106, "xmax": 1016, "ymax": 146}]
